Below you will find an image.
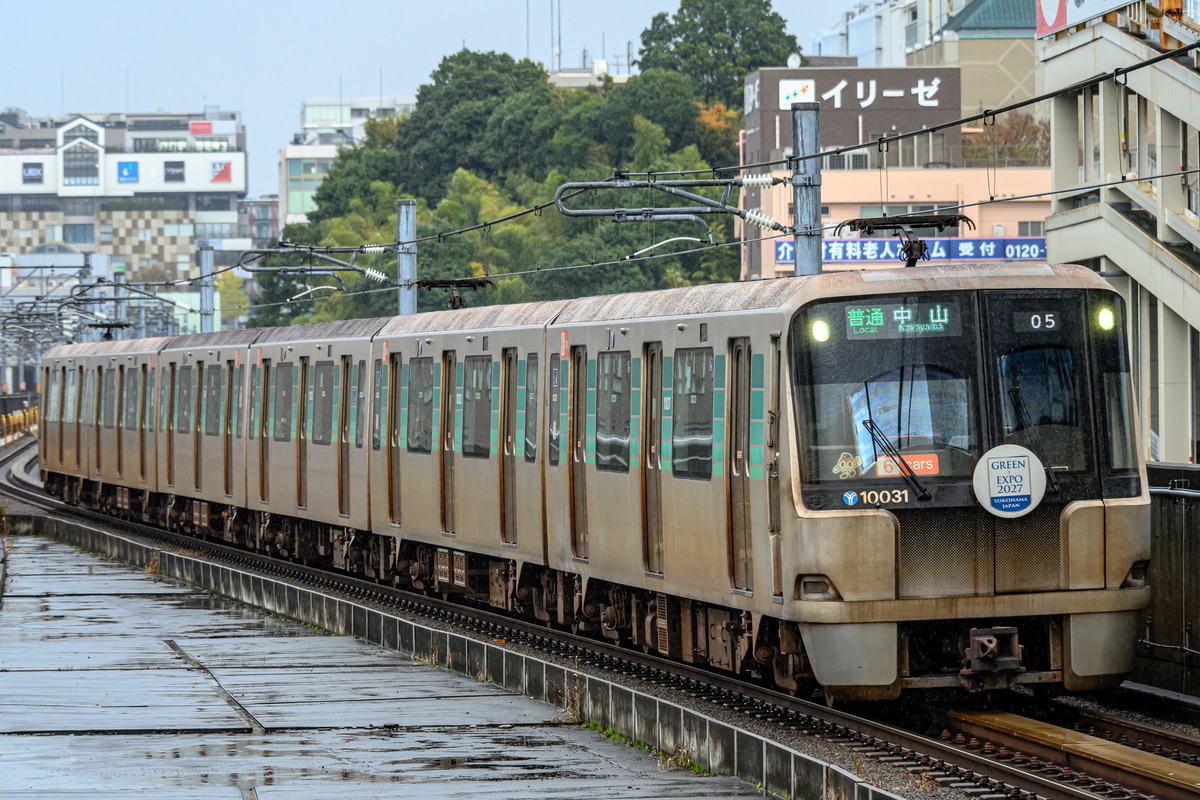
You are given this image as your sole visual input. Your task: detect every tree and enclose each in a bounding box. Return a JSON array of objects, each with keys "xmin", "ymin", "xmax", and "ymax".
[
  {"xmin": 217, "ymin": 271, "xmax": 248, "ymax": 329},
  {"xmin": 638, "ymin": 0, "xmax": 800, "ymax": 110},
  {"xmin": 961, "ymin": 111, "xmax": 1050, "ymax": 167}
]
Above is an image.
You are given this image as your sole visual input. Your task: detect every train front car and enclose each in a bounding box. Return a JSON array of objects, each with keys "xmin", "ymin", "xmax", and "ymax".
[{"xmin": 785, "ymin": 264, "xmax": 1149, "ymax": 701}]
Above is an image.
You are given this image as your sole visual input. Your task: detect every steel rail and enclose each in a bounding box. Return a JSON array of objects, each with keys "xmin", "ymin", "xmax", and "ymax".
[{"xmin": 0, "ymin": 439, "xmax": 1169, "ymax": 800}]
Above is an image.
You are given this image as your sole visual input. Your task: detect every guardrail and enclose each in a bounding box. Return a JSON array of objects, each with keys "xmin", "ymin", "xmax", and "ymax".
[
  {"xmin": 0, "ymin": 406, "xmax": 36, "ymax": 447},
  {"xmin": 1135, "ymin": 464, "xmax": 1200, "ymax": 696}
]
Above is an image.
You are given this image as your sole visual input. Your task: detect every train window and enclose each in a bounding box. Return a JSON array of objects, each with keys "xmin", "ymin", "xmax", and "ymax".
[
  {"xmin": 233, "ymin": 365, "xmax": 244, "ymax": 438},
  {"xmin": 524, "ymin": 353, "xmax": 539, "ymax": 463},
  {"xmin": 407, "ymin": 356, "xmax": 434, "ymax": 454},
  {"xmin": 274, "ymin": 362, "xmax": 294, "ymax": 443},
  {"xmin": 355, "ymin": 359, "xmax": 366, "ymax": 448},
  {"xmin": 102, "ymin": 368, "xmax": 117, "ymax": 429},
  {"xmin": 177, "ymin": 366, "xmax": 194, "ymax": 432},
  {"xmin": 47, "ymin": 369, "xmax": 61, "ymax": 422},
  {"xmin": 248, "ymin": 366, "xmax": 260, "ymax": 440},
  {"xmin": 596, "ymin": 351, "xmax": 632, "ymax": 472},
  {"xmin": 312, "ymin": 360, "xmax": 335, "ymax": 446},
  {"xmin": 64, "ymin": 369, "xmax": 77, "ymax": 424},
  {"xmin": 205, "ymin": 364, "xmax": 222, "ymax": 437},
  {"xmin": 144, "ymin": 369, "xmax": 155, "ymax": 430},
  {"xmin": 671, "ymin": 348, "xmax": 714, "ymax": 479},
  {"xmin": 124, "ymin": 368, "xmax": 140, "ymax": 430},
  {"xmin": 548, "ymin": 354, "xmax": 561, "ymax": 466},
  {"xmin": 462, "ymin": 356, "xmax": 493, "ymax": 459},
  {"xmin": 176, "ymin": 367, "xmax": 193, "ymax": 431},
  {"xmin": 371, "ymin": 358, "xmax": 383, "ymax": 451},
  {"xmin": 159, "ymin": 366, "xmax": 171, "ymax": 431}
]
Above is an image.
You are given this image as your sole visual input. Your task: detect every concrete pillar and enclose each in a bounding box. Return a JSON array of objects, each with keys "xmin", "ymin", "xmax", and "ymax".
[
  {"xmin": 1082, "ymin": 88, "xmax": 1095, "ymax": 182},
  {"xmin": 1098, "ymin": 80, "xmax": 1123, "ymax": 202},
  {"xmin": 397, "ymin": 199, "xmax": 417, "ymax": 316},
  {"xmin": 791, "ymin": 101, "xmax": 822, "ymax": 276},
  {"xmin": 1157, "ymin": 106, "xmax": 1185, "ymax": 243},
  {"xmin": 1160, "ymin": 302, "xmax": 1192, "ymax": 463},
  {"xmin": 1136, "ymin": 285, "xmax": 1151, "ymax": 455},
  {"xmin": 1137, "ymin": 97, "xmax": 1149, "ymax": 179},
  {"xmin": 1051, "ymin": 93, "xmax": 1080, "ymax": 215}
]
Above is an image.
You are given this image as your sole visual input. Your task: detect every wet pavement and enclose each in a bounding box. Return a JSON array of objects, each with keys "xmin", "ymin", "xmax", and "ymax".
[{"xmin": 0, "ymin": 535, "xmax": 762, "ymax": 798}]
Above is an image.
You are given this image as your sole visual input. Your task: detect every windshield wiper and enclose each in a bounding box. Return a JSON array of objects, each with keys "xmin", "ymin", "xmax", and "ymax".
[
  {"xmin": 861, "ymin": 417, "xmax": 932, "ymax": 501},
  {"xmin": 1007, "ymin": 386, "xmax": 1061, "ymax": 495}
]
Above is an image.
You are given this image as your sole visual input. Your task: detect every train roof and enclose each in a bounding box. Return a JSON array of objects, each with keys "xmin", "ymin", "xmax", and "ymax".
[
  {"xmin": 45, "ymin": 337, "xmax": 174, "ymax": 359},
  {"xmin": 554, "ymin": 277, "xmax": 809, "ymax": 324},
  {"xmin": 376, "ymin": 300, "xmax": 569, "ymax": 336},
  {"xmin": 249, "ymin": 316, "xmax": 391, "ymax": 344},
  {"xmin": 162, "ymin": 328, "xmax": 265, "ymax": 351}
]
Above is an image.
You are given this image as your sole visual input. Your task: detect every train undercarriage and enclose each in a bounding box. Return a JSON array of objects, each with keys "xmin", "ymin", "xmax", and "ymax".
[{"xmin": 44, "ymin": 471, "xmax": 1122, "ymax": 703}]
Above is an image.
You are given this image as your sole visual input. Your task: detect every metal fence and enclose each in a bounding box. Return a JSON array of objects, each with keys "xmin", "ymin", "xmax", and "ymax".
[{"xmin": 0, "ymin": 394, "xmax": 37, "ymax": 418}]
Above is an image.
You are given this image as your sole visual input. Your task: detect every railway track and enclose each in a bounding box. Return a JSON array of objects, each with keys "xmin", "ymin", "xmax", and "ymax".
[{"xmin": 2, "ymin": 437, "xmax": 1195, "ymax": 800}]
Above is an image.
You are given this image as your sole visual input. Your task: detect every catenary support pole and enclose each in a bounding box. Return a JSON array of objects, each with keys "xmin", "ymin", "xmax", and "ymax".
[
  {"xmin": 113, "ymin": 269, "xmax": 127, "ymax": 336},
  {"xmin": 791, "ymin": 101, "xmax": 822, "ymax": 276},
  {"xmin": 198, "ymin": 242, "xmax": 215, "ymax": 333},
  {"xmin": 397, "ymin": 199, "xmax": 417, "ymax": 316}
]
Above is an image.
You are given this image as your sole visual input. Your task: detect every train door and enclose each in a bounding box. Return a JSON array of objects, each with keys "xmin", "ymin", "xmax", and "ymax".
[
  {"xmin": 569, "ymin": 345, "xmax": 588, "ymax": 559},
  {"xmin": 56, "ymin": 366, "xmax": 66, "ymax": 467},
  {"xmin": 224, "ymin": 361, "xmax": 235, "ymax": 495},
  {"xmin": 71, "ymin": 367, "xmax": 81, "ymax": 470},
  {"xmin": 767, "ymin": 336, "xmax": 783, "ymax": 599},
  {"xmin": 259, "ymin": 360, "xmax": 271, "ymax": 502},
  {"xmin": 117, "ymin": 365, "xmax": 127, "ymax": 478},
  {"xmin": 298, "ymin": 357, "xmax": 310, "ymax": 508},
  {"xmin": 388, "ymin": 351, "xmax": 402, "ymax": 524},
  {"xmin": 193, "ymin": 363, "xmax": 204, "ymax": 492},
  {"xmin": 166, "ymin": 364, "xmax": 176, "ymax": 486},
  {"xmin": 500, "ymin": 348, "xmax": 518, "ymax": 544},
  {"xmin": 440, "ymin": 350, "xmax": 456, "ymax": 533},
  {"xmin": 728, "ymin": 338, "xmax": 753, "ymax": 591},
  {"xmin": 642, "ymin": 342, "xmax": 664, "ymax": 574},
  {"xmin": 142, "ymin": 366, "xmax": 152, "ymax": 482},
  {"xmin": 339, "ymin": 356, "xmax": 352, "ymax": 516},
  {"xmin": 95, "ymin": 366, "xmax": 104, "ymax": 473}
]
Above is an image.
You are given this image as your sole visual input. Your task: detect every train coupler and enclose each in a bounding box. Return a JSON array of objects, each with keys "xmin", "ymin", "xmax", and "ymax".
[{"xmin": 958, "ymin": 627, "xmax": 1025, "ymax": 691}]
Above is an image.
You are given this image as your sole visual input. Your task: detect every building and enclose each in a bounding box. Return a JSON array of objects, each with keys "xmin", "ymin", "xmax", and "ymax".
[
  {"xmin": 0, "ymin": 105, "xmax": 248, "ymax": 277},
  {"xmin": 1041, "ymin": 1, "xmax": 1200, "ymax": 462},
  {"xmin": 548, "ymin": 60, "xmax": 631, "ymax": 89},
  {"xmin": 815, "ymin": 0, "xmax": 914, "ymax": 67},
  {"xmin": 279, "ymin": 97, "xmax": 414, "ymax": 229},
  {"xmin": 239, "ymin": 195, "xmax": 279, "ymax": 247}
]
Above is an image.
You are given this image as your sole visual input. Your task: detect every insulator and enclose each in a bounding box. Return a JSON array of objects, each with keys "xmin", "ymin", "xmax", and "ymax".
[
  {"xmin": 740, "ymin": 173, "xmax": 776, "ymax": 188},
  {"xmin": 744, "ymin": 209, "xmax": 782, "ymax": 231},
  {"xmin": 359, "ymin": 244, "xmax": 391, "ymax": 254},
  {"xmin": 362, "ymin": 267, "xmax": 388, "ymax": 283}
]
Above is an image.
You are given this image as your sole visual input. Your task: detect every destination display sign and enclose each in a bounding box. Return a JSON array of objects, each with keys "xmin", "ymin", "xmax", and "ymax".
[
  {"xmin": 844, "ymin": 301, "xmax": 962, "ymax": 339},
  {"xmin": 1012, "ymin": 309, "xmax": 1067, "ymax": 333}
]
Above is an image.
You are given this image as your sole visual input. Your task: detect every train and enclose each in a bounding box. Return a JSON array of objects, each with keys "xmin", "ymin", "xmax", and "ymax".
[{"xmin": 36, "ymin": 262, "xmax": 1150, "ymax": 702}]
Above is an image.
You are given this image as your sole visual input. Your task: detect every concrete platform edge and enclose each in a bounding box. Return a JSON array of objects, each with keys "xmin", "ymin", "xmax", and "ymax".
[{"xmin": 34, "ymin": 516, "xmax": 912, "ymax": 800}]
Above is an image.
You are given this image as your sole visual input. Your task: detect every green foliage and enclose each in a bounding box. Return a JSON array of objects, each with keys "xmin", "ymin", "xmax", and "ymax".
[{"xmin": 638, "ymin": 0, "xmax": 801, "ymax": 110}]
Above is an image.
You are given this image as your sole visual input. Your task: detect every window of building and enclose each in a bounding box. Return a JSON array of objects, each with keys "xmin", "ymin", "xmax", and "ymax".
[
  {"xmin": 1019, "ymin": 221, "xmax": 1045, "ymax": 237},
  {"xmin": 0, "ymin": 140, "xmax": 11, "ymax": 148},
  {"xmin": 274, "ymin": 362, "xmax": 294, "ymax": 442},
  {"xmin": 45, "ymin": 225, "xmax": 61, "ymax": 243},
  {"xmin": 63, "ymin": 198, "xmax": 95, "ymax": 215},
  {"xmin": 196, "ymin": 194, "xmax": 232, "ymax": 212},
  {"xmin": 63, "ymin": 224, "xmax": 94, "ymax": 244},
  {"xmin": 462, "ymin": 356, "xmax": 492, "ymax": 459},
  {"xmin": 596, "ymin": 351, "xmax": 632, "ymax": 471},
  {"xmin": 99, "ymin": 225, "xmax": 113, "ymax": 243},
  {"xmin": 194, "ymin": 138, "xmax": 231, "ymax": 152},
  {"xmin": 310, "ymin": 361, "xmax": 334, "ymax": 446},
  {"xmin": 407, "ymin": 357, "xmax": 435, "ymax": 453},
  {"xmin": 138, "ymin": 227, "xmax": 152, "ymax": 242},
  {"xmin": 63, "ymin": 124, "xmax": 99, "ymax": 145},
  {"xmin": 20, "ymin": 195, "xmax": 59, "ymax": 212},
  {"xmin": 164, "ymin": 223, "xmax": 195, "ymax": 237},
  {"xmin": 672, "ymin": 348, "xmax": 714, "ymax": 479},
  {"xmin": 176, "ymin": 254, "xmax": 190, "ymax": 274},
  {"xmin": 62, "ymin": 142, "xmax": 99, "ymax": 186},
  {"xmin": 524, "ymin": 354, "xmax": 539, "ymax": 463},
  {"xmin": 19, "ymin": 138, "xmax": 55, "ymax": 149},
  {"xmin": 195, "ymin": 223, "xmax": 233, "ymax": 239}
]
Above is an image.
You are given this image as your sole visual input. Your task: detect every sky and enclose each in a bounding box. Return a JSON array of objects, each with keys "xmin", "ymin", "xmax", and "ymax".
[{"xmin": 6, "ymin": 0, "xmax": 856, "ymax": 197}]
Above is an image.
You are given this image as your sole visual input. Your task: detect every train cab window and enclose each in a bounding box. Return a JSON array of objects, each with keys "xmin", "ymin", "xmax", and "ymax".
[
  {"xmin": 671, "ymin": 348, "xmax": 714, "ymax": 479},
  {"xmin": 371, "ymin": 358, "xmax": 383, "ymax": 451},
  {"xmin": 407, "ymin": 356, "xmax": 435, "ymax": 454},
  {"xmin": 274, "ymin": 362, "xmax": 294, "ymax": 443},
  {"xmin": 233, "ymin": 365, "xmax": 245, "ymax": 438},
  {"xmin": 596, "ymin": 351, "xmax": 632, "ymax": 471},
  {"xmin": 1088, "ymin": 293, "xmax": 1138, "ymax": 485},
  {"xmin": 355, "ymin": 359, "xmax": 366, "ymax": 448},
  {"xmin": 177, "ymin": 366, "xmax": 195, "ymax": 432},
  {"xmin": 204, "ymin": 365, "xmax": 222, "ymax": 437},
  {"xmin": 548, "ymin": 354, "xmax": 561, "ymax": 466},
  {"xmin": 102, "ymin": 368, "xmax": 117, "ymax": 429},
  {"xmin": 312, "ymin": 360, "xmax": 335, "ymax": 446},
  {"xmin": 248, "ymin": 366, "xmax": 260, "ymax": 440},
  {"xmin": 462, "ymin": 356, "xmax": 493, "ymax": 459},
  {"xmin": 64, "ymin": 369, "xmax": 78, "ymax": 424},
  {"xmin": 524, "ymin": 353, "xmax": 539, "ymax": 463},
  {"xmin": 124, "ymin": 368, "xmax": 140, "ymax": 430}
]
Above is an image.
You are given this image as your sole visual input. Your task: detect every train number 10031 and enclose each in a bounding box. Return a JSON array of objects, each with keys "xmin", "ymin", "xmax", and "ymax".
[{"xmin": 860, "ymin": 489, "xmax": 909, "ymax": 505}]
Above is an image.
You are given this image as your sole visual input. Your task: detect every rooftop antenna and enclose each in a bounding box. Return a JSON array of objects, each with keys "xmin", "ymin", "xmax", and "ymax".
[
  {"xmin": 557, "ymin": 0, "xmax": 562, "ymax": 72},
  {"xmin": 549, "ymin": 0, "xmax": 554, "ymax": 70}
]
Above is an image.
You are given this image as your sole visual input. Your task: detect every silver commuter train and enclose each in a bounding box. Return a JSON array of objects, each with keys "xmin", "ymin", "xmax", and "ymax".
[{"xmin": 37, "ymin": 262, "xmax": 1150, "ymax": 701}]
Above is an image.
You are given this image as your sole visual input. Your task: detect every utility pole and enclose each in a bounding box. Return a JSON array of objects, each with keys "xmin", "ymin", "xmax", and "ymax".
[
  {"xmin": 791, "ymin": 102, "xmax": 822, "ymax": 276},
  {"xmin": 198, "ymin": 241, "xmax": 215, "ymax": 333},
  {"xmin": 81, "ymin": 253, "xmax": 93, "ymax": 343},
  {"xmin": 113, "ymin": 268, "xmax": 127, "ymax": 338},
  {"xmin": 397, "ymin": 199, "xmax": 417, "ymax": 316}
]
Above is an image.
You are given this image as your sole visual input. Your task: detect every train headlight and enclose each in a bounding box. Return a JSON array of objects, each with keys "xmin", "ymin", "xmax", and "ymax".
[
  {"xmin": 812, "ymin": 320, "xmax": 830, "ymax": 342},
  {"xmin": 1098, "ymin": 308, "xmax": 1115, "ymax": 330}
]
